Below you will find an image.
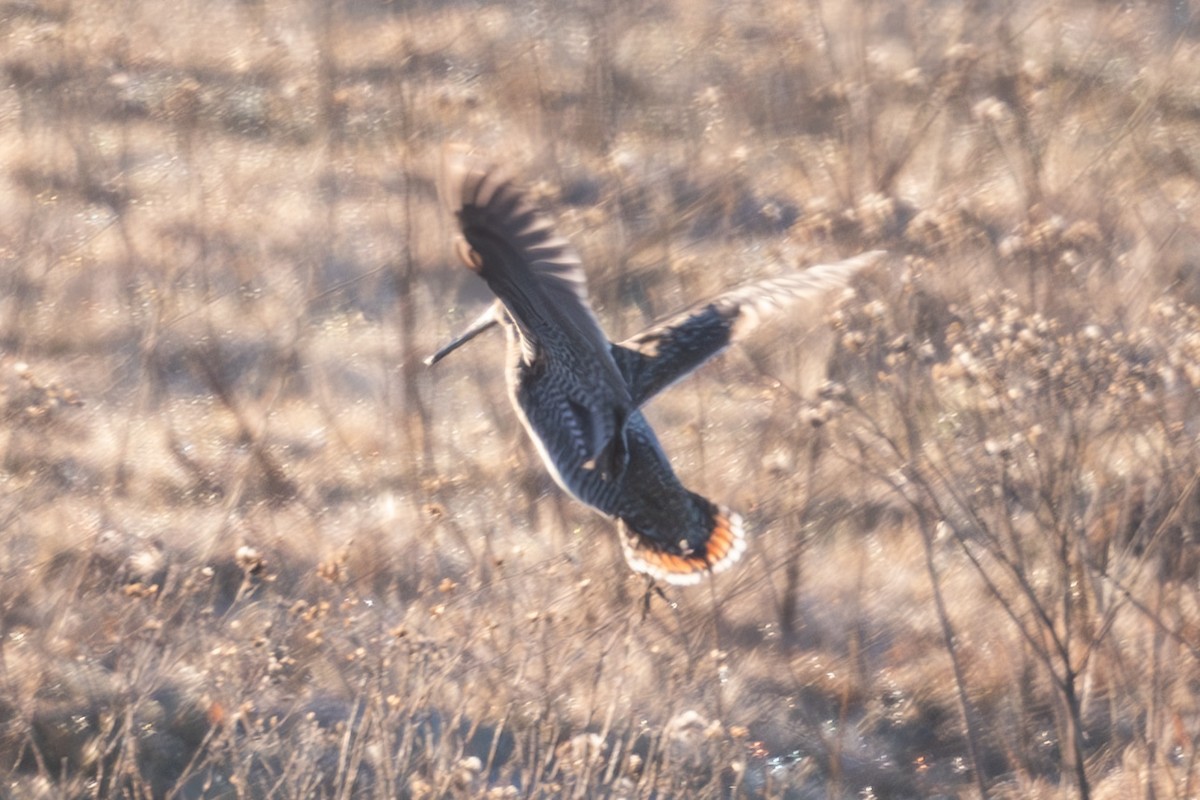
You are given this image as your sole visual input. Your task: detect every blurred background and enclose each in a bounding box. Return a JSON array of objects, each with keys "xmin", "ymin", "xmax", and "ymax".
[{"xmin": 1, "ymin": 0, "xmax": 1199, "ymax": 797}]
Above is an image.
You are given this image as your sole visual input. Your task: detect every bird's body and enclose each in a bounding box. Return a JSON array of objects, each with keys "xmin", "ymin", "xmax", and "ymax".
[{"xmin": 430, "ymin": 154, "xmax": 882, "ymax": 584}]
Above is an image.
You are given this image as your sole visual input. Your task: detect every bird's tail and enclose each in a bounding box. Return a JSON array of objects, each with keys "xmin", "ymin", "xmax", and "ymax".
[{"xmin": 619, "ymin": 503, "xmax": 746, "ymax": 586}]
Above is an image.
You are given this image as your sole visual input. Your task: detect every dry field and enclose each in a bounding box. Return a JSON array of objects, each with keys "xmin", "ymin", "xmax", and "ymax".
[{"xmin": 2, "ymin": 0, "xmax": 1199, "ymax": 797}]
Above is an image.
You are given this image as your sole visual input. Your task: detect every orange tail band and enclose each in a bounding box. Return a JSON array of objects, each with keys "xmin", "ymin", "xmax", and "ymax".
[{"xmin": 619, "ymin": 506, "xmax": 747, "ymax": 585}]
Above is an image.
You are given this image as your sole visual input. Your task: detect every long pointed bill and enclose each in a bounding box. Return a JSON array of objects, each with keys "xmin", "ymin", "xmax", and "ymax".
[{"xmin": 424, "ymin": 304, "xmax": 501, "ymax": 366}]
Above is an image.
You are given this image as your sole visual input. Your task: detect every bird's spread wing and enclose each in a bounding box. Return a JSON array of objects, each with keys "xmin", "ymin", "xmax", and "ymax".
[
  {"xmin": 448, "ymin": 158, "xmax": 611, "ymax": 358},
  {"xmin": 612, "ymin": 251, "xmax": 885, "ymax": 406},
  {"xmin": 444, "ymin": 149, "xmax": 634, "ymax": 475}
]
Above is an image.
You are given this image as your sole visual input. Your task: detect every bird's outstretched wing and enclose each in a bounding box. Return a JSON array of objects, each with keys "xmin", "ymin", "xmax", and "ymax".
[
  {"xmin": 446, "ymin": 155, "xmax": 610, "ymax": 361},
  {"xmin": 611, "ymin": 251, "xmax": 884, "ymax": 407},
  {"xmin": 443, "ymin": 150, "xmax": 634, "ymax": 478}
]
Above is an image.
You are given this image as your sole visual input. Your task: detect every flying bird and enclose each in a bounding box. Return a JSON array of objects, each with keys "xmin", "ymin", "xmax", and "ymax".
[{"xmin": 428, "ymin": 153, "xmax": 883, "ymax": 585}]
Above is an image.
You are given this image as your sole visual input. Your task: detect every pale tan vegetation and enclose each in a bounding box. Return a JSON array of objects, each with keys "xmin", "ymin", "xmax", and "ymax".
[{"xmin": 1, "ymin": 0, "xmax": 1199, "ymax": 797}]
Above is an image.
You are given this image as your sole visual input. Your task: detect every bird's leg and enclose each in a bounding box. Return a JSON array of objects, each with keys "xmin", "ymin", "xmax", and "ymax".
[
  {"xmin": 640, "ymin": 577, "xmax": 670, "ymax": 620},
  {"xmin": 581, "ymin": 411, "xmax": 631, "ymax": 484},
  {"xmin": 602, "ymin": 425, "xmax": 630, "ymax": 484},
  {"xmin": 592, "ymin": 409, "xmax": 631, "ymax": 483}
]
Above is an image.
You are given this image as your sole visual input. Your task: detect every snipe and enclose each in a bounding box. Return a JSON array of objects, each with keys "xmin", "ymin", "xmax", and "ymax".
[{"xmin": 429, "ymin": 154, "xmax": 883, "ymax": 585}]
